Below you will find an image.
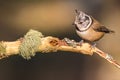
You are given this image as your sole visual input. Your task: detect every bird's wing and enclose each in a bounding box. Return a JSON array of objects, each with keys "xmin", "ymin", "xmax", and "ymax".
[{"xmin": 93, "ymin": 25, "xmax": 114, "ymax": 33}]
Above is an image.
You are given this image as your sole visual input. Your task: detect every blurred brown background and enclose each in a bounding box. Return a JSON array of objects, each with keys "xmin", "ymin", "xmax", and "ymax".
[{"xmin": 0, "ymin": 0, "xmax": 120, "ymax": 80}]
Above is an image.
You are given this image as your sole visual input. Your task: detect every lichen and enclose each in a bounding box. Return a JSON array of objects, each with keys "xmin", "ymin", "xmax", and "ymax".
[
  {"xmin": 0, "ymin": 41, "xmax": 6, "ymax": 55},
  {"xmin": 19, "ymin": 29, "xmax": 44, "ymax": 59}
]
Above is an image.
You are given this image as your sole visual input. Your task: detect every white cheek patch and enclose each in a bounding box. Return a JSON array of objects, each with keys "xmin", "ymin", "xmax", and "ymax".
[
  {"xmin": 82, "ymin": 20, "xmax": 89, "ymax": 28},
  {"xmin": 79, "ymin": 15, "xmax": 92, "ymax": 31}
]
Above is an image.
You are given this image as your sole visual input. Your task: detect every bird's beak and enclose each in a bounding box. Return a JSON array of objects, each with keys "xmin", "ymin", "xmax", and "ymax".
[{"xmin": 75, "ymin": 9, "xmax": 80, "ymax": 15}]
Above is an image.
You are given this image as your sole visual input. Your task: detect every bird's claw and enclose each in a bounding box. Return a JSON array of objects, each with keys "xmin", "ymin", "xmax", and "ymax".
[{"xmin": 64, "ymin": 38, "xmax": 77, "ymax": 48}]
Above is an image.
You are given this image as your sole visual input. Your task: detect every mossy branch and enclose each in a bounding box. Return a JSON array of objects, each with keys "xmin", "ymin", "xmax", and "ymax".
[{"xmin": 0, "ymin": 29, "xmax": 120, "ymax": 69}]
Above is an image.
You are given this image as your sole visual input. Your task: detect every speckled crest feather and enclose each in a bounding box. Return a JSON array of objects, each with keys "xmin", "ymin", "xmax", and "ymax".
[{"xmin": 19, "ymin": 29, "xmax": 44, "ymax": 59}]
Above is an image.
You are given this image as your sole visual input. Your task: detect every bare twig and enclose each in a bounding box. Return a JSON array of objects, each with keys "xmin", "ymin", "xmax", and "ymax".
[{"xmin": 0, "ymin": 29, "xmax": 120, "ymax": 69}]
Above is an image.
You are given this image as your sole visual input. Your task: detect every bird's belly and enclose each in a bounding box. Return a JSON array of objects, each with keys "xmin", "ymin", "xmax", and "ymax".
[{"xmin": 76, "ymin": 29, "xmax": 104, "ymax": 42}]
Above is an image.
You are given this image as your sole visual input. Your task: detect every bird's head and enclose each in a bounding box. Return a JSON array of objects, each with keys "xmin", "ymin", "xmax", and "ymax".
[{"xmin": 73, "ymin": 9, "xmax": 92, "ymax": 31}]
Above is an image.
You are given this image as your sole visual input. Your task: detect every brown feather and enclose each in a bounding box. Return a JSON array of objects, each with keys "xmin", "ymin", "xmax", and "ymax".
[
  {"xmin": 94, "ymin": 26, "xmax": 115, "ymax": 33},
  {"xmin": 91, "ymin": 17, "xmax": 114, "ymax": 33}
]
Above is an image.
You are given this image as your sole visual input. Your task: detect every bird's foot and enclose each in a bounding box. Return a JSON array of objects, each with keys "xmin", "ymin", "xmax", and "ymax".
[{"xmin": 63, "ymin": 38, "xmax": 77, "ymax": 48}]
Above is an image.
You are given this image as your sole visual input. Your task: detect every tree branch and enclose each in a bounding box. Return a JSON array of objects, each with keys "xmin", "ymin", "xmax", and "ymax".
[{"xmin": 0, "ymin": 29, "xmax": 120, "ymax": 69}]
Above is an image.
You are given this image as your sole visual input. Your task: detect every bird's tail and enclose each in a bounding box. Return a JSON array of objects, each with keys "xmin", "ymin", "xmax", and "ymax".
[{"xmin": 107, "ymin": 29, "xmax": 115, "ymax": 33}]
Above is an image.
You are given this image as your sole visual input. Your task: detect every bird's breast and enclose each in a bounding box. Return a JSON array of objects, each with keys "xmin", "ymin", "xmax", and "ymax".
[{"xmin": 76, "ymin": 27, "xmax": 104, "ymax": 42}]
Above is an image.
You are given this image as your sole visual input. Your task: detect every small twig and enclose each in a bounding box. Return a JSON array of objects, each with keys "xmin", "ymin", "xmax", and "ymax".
[
  {"xmin": 93, "ymin": 48, "xmax": 120, "ymax": 69},
  {"xmin": 0, "ymin": 29, "xmax": 119, "ymax": 69}
]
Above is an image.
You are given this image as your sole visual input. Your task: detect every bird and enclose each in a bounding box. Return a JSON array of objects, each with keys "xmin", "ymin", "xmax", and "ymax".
[{"xmin": 73, "ymin": 9, "xmax": 114, "ymax": 43}]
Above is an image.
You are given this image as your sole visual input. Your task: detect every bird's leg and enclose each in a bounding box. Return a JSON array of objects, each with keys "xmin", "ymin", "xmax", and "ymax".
[
  {"xmin": 91, "ymin": 42, "xmax": 97, "ymax": 49},
  {"xmin": 79, "ymin": 40, "xmax": 84, "ymax": 46}
]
